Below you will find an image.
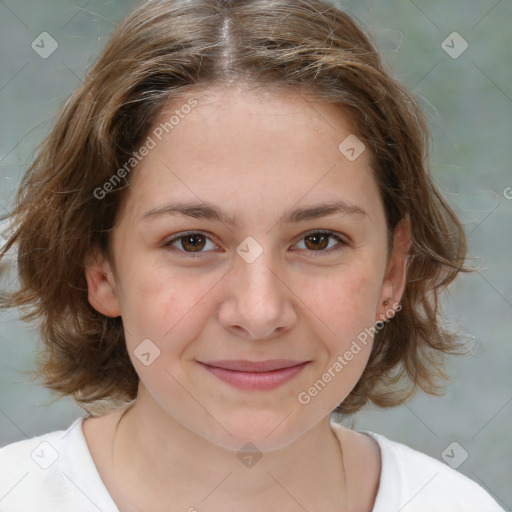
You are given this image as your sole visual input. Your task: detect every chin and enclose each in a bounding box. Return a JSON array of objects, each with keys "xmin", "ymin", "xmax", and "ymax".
[{"xmin": 197, "ymin": 411, "xmax": 314, "ymax": 453}]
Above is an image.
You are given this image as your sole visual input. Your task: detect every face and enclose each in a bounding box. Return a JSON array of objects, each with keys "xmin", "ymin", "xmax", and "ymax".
[{"xmin": 86, "ymin": 85, "xmax": 409, "ymax": 451}]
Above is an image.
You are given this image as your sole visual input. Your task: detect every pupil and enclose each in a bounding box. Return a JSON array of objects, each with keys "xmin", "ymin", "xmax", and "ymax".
[
  {"xmin": 306, "ymin": 234, "xmax": 328, "ymax": 250},
  {"xmin": 183, "ymin": 234, "xmax": 204, "ymax": 251}
]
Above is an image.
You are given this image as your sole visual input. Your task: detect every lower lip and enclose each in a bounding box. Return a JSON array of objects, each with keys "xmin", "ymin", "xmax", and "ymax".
[{"xmin": 199, "ymin": 362, "xmax": 309, "ymax": 391}]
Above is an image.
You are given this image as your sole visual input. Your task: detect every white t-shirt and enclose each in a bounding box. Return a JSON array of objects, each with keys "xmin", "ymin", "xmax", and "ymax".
[{"xmin": 0, "ymin": 417, "xmax": 505, "ymax": 512}]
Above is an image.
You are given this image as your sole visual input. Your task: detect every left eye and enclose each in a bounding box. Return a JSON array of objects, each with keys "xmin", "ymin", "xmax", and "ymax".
[
  {"xmin": 294, "ymin": 230, "xmax": 348, "ymax": 255},
  {"xmin": 163, "ymin": 230, "xmax": 348, "ymax": 258}
]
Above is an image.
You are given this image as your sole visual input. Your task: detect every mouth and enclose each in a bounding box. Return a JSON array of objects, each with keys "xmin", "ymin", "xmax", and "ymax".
[{"xmin": 197, "ymin": 359, "xmax": 310, "ymax": 391}]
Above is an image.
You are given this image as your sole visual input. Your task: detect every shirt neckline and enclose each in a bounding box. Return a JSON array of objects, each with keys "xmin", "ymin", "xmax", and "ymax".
[
  {"xmin": 65, "ymin": 416, "xmax": 398, "ymax": 512},
  {"xmin": 329, "ymin": 421, "xmax": 400, "ymax": 512},
  {"xmin": 62, "ymin": 416, "xmax": 121, "ymax": 511}
]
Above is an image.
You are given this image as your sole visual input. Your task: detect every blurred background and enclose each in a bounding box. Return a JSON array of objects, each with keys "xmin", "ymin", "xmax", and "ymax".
[{"xmin": 0, "ymin": 0, "xmax": 510, "ymax": 508}]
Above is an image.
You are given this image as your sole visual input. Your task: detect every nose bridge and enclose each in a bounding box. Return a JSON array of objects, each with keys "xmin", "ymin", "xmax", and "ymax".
[
  {"xmin": 219, "ymin": 235, "xmax": 295, "ymax": 339},
  {"xmin": 234, "ymin": 238, "xmax": 283, "ymax": 305}
]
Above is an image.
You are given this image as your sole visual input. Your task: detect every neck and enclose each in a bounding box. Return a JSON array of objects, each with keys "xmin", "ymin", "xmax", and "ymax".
[{"xmin": 110, "ymin": 395, "xmax": 349, "ymax": 512}]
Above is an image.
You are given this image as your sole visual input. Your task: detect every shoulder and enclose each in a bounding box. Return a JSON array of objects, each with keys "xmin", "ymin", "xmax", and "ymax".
[
  {"xmin": 0, "ymin": 424, "xmax": 70, "ymax": 474},
  {"xmin": 0, "ymin": 423, "xmax": 73, "ymax": 511},
  {"xmin": 0, "ymin": 416, "xmax": 117, "ymax": 512},
  {"xmin": 364, "ymin": 430, "xmax": 505, "ymax": 512}
]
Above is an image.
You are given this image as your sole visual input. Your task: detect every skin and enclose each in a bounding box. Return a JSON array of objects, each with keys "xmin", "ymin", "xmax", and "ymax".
[{"xmin": 84, "ymin": 84, "xmax": 410, "ymax": 512}]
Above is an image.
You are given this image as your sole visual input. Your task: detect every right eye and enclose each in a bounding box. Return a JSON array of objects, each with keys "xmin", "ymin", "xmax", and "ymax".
[{"xmin": 162, "ymin": 231, "xmax": 220, "ymax": 258}]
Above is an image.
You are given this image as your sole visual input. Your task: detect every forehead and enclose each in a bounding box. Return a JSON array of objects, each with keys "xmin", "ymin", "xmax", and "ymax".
[{"xmin": 116, "ymin": 85, "xmax": 383, "ymax": 229}]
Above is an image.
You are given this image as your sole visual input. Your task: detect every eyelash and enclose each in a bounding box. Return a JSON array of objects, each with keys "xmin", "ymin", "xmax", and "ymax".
[{"xmin": 162, "ymin": 230, "xmax": 349, "ymax": 259}]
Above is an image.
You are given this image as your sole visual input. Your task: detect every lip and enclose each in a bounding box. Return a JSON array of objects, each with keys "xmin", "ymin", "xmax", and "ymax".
[
  {"xmin": 198, "ymin": 359, "xmax": 309, "ymax": 390},
  {"xmin": 201, "ymin": 359, "xmax": 305, "ymax": 372}
]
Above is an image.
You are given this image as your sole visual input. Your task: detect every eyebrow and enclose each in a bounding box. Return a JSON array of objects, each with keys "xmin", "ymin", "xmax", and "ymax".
[{"xmin": 140, "ymin": 199, "xmax": 368, "ymax": 226}]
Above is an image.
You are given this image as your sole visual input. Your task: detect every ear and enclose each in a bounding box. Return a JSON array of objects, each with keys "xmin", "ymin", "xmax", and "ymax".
[
  {"xmin": 84, "ymin": 247, "xmax": 121, "ymax": 318},
  {"xmin": 376, "ymin": 216, "xmax": 411, "ymax": 321}
]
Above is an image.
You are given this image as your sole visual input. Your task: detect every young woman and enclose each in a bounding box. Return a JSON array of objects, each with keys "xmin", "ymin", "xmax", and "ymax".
[{"xmin": 0, "ymin": 0, "xmax": 504, "ymax": 510}]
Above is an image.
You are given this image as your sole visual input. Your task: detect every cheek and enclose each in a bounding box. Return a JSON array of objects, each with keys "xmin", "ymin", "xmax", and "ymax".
[
  {"xmin": 297, "ymin": 261, "xmax": 383, "ymax": 337},
  {"xmin": 116, "ymin": 260, "xmax": 220, "ymax": 351},
  {"xmin": 291, "ymin": 268, "xmax": 381, "ymax": 412},
  {"xmin": 117, "ymin": 265, "xmax": 221, "ymax": 400}
]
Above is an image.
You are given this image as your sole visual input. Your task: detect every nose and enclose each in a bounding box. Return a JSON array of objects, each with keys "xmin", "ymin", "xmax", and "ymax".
[{"xmin": 217, "ymin": 247, "xmax": 298, "ymax": 341}]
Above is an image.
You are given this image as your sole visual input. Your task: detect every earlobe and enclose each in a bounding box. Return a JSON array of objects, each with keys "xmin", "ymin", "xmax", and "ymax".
[
  {"xmin": 84, "ymin": 249, "xmax": 121, "ymax": 318},
  {"xmin": 377, "ymin": 217, "xmax": 411, "ymax": 320}
]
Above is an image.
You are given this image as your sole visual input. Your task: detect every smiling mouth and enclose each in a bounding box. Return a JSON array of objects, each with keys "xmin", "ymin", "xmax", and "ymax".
[
  {"xmin": 197, "ymin": 359, "xmax": 310, "ymax": 390},
  {"xmin": 201, "ymin": 359, "xmax": 306, "ymax": 372}
]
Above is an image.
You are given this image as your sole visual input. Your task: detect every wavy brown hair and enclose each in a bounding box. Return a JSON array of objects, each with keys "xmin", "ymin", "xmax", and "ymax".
[{"xmin": 0, "ymin": 0, "xmax": 471, "ymax": 415}]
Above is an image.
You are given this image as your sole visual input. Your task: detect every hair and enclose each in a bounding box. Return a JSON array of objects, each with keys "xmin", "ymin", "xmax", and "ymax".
[{"xmin": 0, "ymin": 0, "xmax": 472, "ymax": 416}]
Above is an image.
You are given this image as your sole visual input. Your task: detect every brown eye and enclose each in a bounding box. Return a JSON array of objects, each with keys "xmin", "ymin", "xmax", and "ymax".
[
  {"xmin": 294, "ymin": 230, "xmax": 348, "ymax": 256},
  {"xmin": 304, "ymin": 233, "xmax": 330, "ymax": 251},
  {"xmin": 163, "ymin": 232, "xmax": 217, "ymax": 258},
  {"xmin": 180, "ymin": 234, "xmax": 206, "ymax": 252}
]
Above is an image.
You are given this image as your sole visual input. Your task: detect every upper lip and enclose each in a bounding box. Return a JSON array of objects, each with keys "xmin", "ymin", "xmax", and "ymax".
[{"xmin": 199, "ymin": 359, "xmax": 307, "ymax": 372}]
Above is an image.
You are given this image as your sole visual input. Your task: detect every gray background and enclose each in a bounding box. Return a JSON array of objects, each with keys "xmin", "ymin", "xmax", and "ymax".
[{"xmin": 0, "ymin": 0, "xmax": 511, "ymax": 509}]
